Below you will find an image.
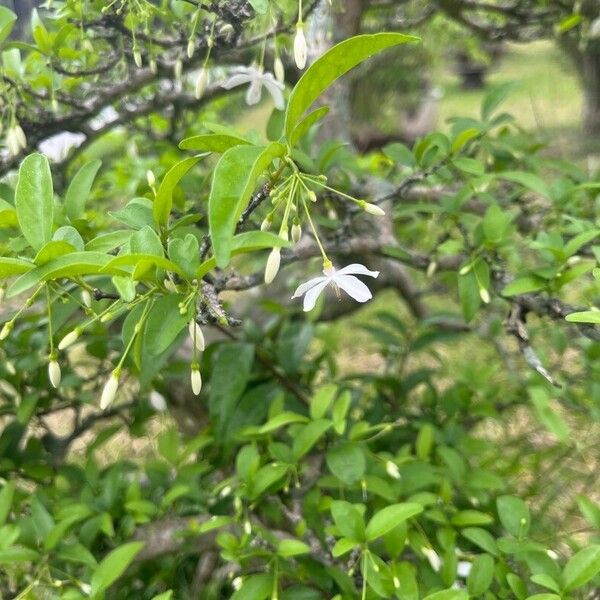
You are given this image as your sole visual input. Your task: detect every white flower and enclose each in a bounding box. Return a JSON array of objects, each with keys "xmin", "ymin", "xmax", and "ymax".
[
  {"xmin": 292, "ymin": 263, "xmax": 379, "ymax": 312},
  {"xmin": 48, "ymin": 360, "xmax": 61, "ymax": 389},
  {"xmin": 188, "ymin": 320, "xmax": 205, "ymax": 352},
  {"xmin": 264, "ymin": 247, "xmax": 281, "ymax": 284},
  {"xmin": 222, "ymin": 66, "xmax": 285, "ymax": 110},
  {"xmin": 294, "ymin": 23, "xmax": 308, "ymax": 69},
  {"xmin": 100, "ymin": 372, "xmax": 119, "ymax": 410},
  {"xmin": 191, "ymin": 367, "xmax": 202, "ymax": 395},
  {"xmin": 457, "ymin": 561, "xmax": 472, "ymax": 578}
]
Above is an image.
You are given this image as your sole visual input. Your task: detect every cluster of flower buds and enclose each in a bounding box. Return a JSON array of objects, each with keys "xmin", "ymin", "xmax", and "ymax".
[{"xmin": 6, "ymin": 123, "xmax": 27, "ymax": 157}]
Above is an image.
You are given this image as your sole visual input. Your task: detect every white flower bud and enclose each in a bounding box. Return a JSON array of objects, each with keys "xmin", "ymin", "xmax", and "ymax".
[
  {"xmin": 280, "ymin": 228, "xmax": 289, "ymax": 242},
  {"xmin": 150, "ymin": 59, "xmax": 158, "ymax": 74},
  {"xmin": 58, "ymin": 329, "xmax": 80, "ymax": 351},
  {"xmin": 362, "ymin": 201, "xmax": 385, "ymax": 216},
  {"xmin": 243, "ymin": 520, "xmax": 252, "ymax": 535},
  {"xmin": 274, "ymin": 56, "xmax": 285, "ymax": 83},
  {"xmin": 133, "ymin": 49, "xmax": 142, "ymax": 68},
  {"xmin": 7, "ymin": 128, "xmax": 20, "ymax": 157},
  {"xmin": 0, "ymin": 322, "xmax": 13, "ymax": 340},
  {"xmin": 100, "ymin": 373, "xmax": 119, "ymax": 410},
  {"xmin": 479, "ymin": 287, "xmax": 490, "ymax": 304},
  {"xmin": 264, "ymin": 247, "xmax": 281, "ymax": 284},
  {"xmin": 232, "ymin": 577, "xmax": 243, "ymax": 591},
  {"xmin": 422, "ymin": 547, "xmax": 442, "ymax": 572},
  {"xmin": 293, "ymin": 23, "xmax": 308, "ymax": 70},
  {"xmin": 195, "ymin": 67, "xmax": 208, "ymax": 99},
  {"xmin": 260, "ymin": 216, "xmax": 272, "ymax": 231},
  {"xmin": 48, "ymin": 360, "xmax": 61, "ymax": 389},
  {"xmin": 149, "ymin": 391, "xmax": 167, "ymax": 412},
  {"xmin": 191, "ymin": 367, "xmax": 202, "ymax": 395},
  {"xmin": 5, "ymin": 361, "xmax": 16, "ymax": 376},
  {"xmin": 291, "ymin": 223, "xmax": 302, "ymax": 244},
  {"xmin": 174, "ymin": 59, "xmax": 183, "ymax": 81},
  {"xmin": 590, "ymin": 17, "xmax": 600, "ymax": 39},
  {"xmin": 393, "ymin": 576, "xmax": 400, "ymax": 589},
  {"xmin": 188, "ymin": 320, "xmax": 205, "ymax": 352},
  {"xmin": 187, "ymin": 39, "xmax": 195, "ymax": 59},
  {"xmin": 426, "ymin": 261, "xmax": 437, "ymax": 278},
  {"xmin": 14, "ymin": 124, "xmax": 26, "ymax": 149},
  {"xmin": 385, "ymin": 460, "xmax": 401, "ymax": 479},
  {"xmin": 459, "ymin": 264, "xmax": 472, "ymax": 275},
  {"xmin": 146, "ymin": 169, "xmax": 156, "ymax": 187},
  {"xmin": 81, "ymin": 290, "xmax": 92, "ymax": 308},
  {"xmin": 307, "ymin": 190, "xmax": 317, "ymax": 202}
]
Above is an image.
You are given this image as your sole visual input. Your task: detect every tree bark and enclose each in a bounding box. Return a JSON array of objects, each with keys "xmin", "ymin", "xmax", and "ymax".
[{"xmin": 581, "ymin": 40, "xmax": 600, "ymax": 135}]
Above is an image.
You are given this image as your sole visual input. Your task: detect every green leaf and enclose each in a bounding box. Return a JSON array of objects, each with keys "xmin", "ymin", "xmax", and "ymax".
[
  {"xmin": 8, "ymin": 252, "xmax": 124, "ymax": 298},
  {"xmin": 0, "ymin": 7, "xmax": 17, "ymax": 45},
  {"xmin": 277, "ymin": 538, "xmax": 311, "ymax": 557},
  {"xmin": 529, "ymin": 387, "xmax": 570, "ymax": 443},
  {"xmin": 90, "ymin": 542, "xmax": 144, "ymax": 597},
  {"xmin": 34, "ymin": 240, "xmax": 75, "ymax": 265},
  {"xmin": 250, "ymin": 463, "xmax": 289, "ymax": 499},
  {"xmin": 565, "ymin": 310, "xmax": 600, "ymax": 324},
  {"xmin": 365, "ymin": 503, "xmax": 423, "ymax": 541},
  {"xmin": 458, "ymin": 270, "xmax": 480, "ymax": 322},
  {"xmin": 144, "ymin": 294, "xmax": 189, "ymax": 355},
  {"xmin": 101, "ymin": 254, "xmax": 183, "ymax": 277},
  {"xmin": 289, "ymin": 106, "xmax": 330, "ymax": 147},
  {"xmin": 292, "ymin": 419, "xmax": 331, "ymax": 460},
  {"xmin": 0, "ymin": 481, "xmax": 15, "ymax": 526},
  {"xmin": 451, "ymin": 510, "xmax": 494, "ymax": 527},
  {"xmin": 209, "ymin": 142, "xmax": 285, "ymax": 268},
  {"xmin": 256, "ymin": 412, "xmax": 309, "ymax": 434},
  {"xmin": 330, "ymin": 501, "xmax": 365, "ymax": 542},
  {"xmin": 331, "ymin": 537, "xmax": 357, "ymax": 557},
  {"xmin": 483, "ymin": 204, "xmax": 510, "ymax": 243},
  {"xmin": 564, "ymin": 230, "xmax": 600, "ymax": 258},
  {"xmin": 0, "ymin": 257, "xmax": 33, "ymax": 280},
  {"xmin": 179, "ymin": 134, "xmax": 251, "ymax": 153},
  {"xmin": 467, "ymin": 554, "xmax": 494, "ymax": 595},
  {"xmin": 310, "ymin": 384, "xmax": 337, "ymax": 420},
  {"xmin": 422, "ymin": 589, "xmax": 468, "ymax": 600},
  {"xmin": 15, "ymin": 153, "xmax": 54, "ymax": 250},
  {"xmin": 576, "ymin": 495, "xmax": 600, "ymax": 530},
  {"xmin": 285, "ymin": 33, "xmax": 418, "ymax": 139},
  {"xmin": 502, "ymin": 276, "xmax": 546, "ymax": 297},
  {"xmin": 64, "ymin": 159, "xmax": 101, "ymax": 221},
  {"xmin": 481, "ymin": 82, "xmax": 519, "ymax": 121},
  {"xmin": 53, "ymin": 225, "xmax": 84, "ymax": 251},
  {"xmin": 497, "ymin": 495, "xmax": 530, "ymax": 537},
  {"xmin": 150, "ymin": 592, "xmax": 173, "ymax": 600},
  {"xmin": 0, "ymin": 546, "xmax": 40, "ymax": 564},
  {"xmin": 498, "ymin": 171, "xmax": 549, "ymax": 198},
  {"xmin": 562, "ymin": 544, "xmax": 600, "ymax": 591},
  {"xmin": 453, "ymin": 157, "xmax": 484, "ymax": 176},
  {"xmin": 168, "ymin": 234, "xmax": 200, "ymax": 280},
  {"xmin": 110, "ymin": 197, "xmax": 153, "ymax": 229},
  {"xmin": 153, "ymin": 155, "xmax": 205, "ymax": 228},
  {"xmin": 461, "ymin": 527, "xmax": 498, "ymax": 556},
  {"xmin": 326, "ymin": 442, "xmax": 366, "ymax": 485},
  {"xmin": 231, "ymin": 574, "xmax": 273, "ymax": 600}
]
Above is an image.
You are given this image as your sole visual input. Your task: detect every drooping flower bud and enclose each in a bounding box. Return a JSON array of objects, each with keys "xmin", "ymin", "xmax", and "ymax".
[
  {"xmin": 385, "ymin": 460, "xmax": 401, "ymax": 480},
  {"xmin": 0, "ymin": 322, "xmax": 13, "ymax": 340},
  {"xmin": 6, "ymin": 128, "xmax": 20, "ymax": 157},
  {"xmin": 195, "ymin": 67, "xmax": 208, "ymax": 99},
  {"xmin": 291, "ymin": 223, "xmax": 302, "ymax": 244},
  {"xmin": 14, "ymin": 124, "xmax": 26, "ymax": 149},
  {"xmin": 479, "ymin": 287, "xmax": 491, "ymax": 304},
  {"xmin": 133, "ymin": 48, "xmax": 142, "ymax": 68},
  {"xmin": 264, "ymin": 248, "xmax": 281, "ymax": 284},
  {"xmin": 260, "ymin": 216, "xmax": 272, "ymax": 231},
  {"xmin": 81, "ymin": 289, "xmax": 92, "ymax": 308},
  {"xmin": 174, "ymin": 58, "xmax": 183, "ymax": 81},
  {"xmin": 58, "ymin": 329, "xmax": 80, "ymax": 351},
  {"xmin": 149, "ymin": 391, "xmax": 167, "ymax": 412},
  {"xmin": 146, "ymin": 169, "xmax": 156, "ymax": 188},
  {"xmin": 187, "ymin": 39, "xmax": 195, "ymax": 59},
  {"xmin": 426, "ymin": 261, "xmax": 437, "ymax": 278},
  {"xmin": 191, "ymin": 366, "xmax": 202, "ymax": 395},
  {"xmin": 361, "ymin": 201, "xmax": 385, "ymax": 216},
  {"xmin": 188, "ymin": 320, "xmax": 205, "ymax": 352},
  {"xmin": 293, "ymin": 23, "xmax": 308, "ymax": 70},
  {"xmin": 280, "ymin": 228, "xmax": 289, "ymax": 242},
  {"xmin": 307, "ymin": 190, "xmax": 317, "ymax": 202},
  {"xmin": 100, "ymin": 372, "xmax": 119, "ymax": 410},
  {"xmin": 48, "ymin": 360, "xmax": 61, "ymax": 389},
  {"xmin": 150, "ymin": 59, "xmax": 158, "ymax": 74},
  {"xmin": 274, "ymin": 56, "xmax": 285, "ymax": 83}
]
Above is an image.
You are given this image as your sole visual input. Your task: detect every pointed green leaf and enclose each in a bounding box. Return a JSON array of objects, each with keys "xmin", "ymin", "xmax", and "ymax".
[
  {"xmin": 562, "ymin": 544, "xmax": 600, "ymax": 591},
  {"xmin": 64, "ymin": 159, "xmax": 101, "ymax": 221},
  {"xmin": 365, "ymin": 503, "xmax": 423, "ymax": 541},
  {"xmin": 90, "ymin": 542, "xmax": 144, "ymax": 597}
]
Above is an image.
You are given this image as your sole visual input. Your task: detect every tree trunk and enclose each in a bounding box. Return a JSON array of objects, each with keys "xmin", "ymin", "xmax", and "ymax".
[{"xmin": 582, "ymin": 40, "xmax": 600, "ymax": 136}]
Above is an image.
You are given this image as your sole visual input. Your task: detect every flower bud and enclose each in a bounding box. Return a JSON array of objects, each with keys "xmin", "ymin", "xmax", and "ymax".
[
  {"xmin": 48, "ymin": 360, "xmax": 61, "ymax": 389},
  {"xmin": 385, "ymin": 460, "xmax": 401, "ymax": 480},
  {"xmin": 100, "ymin": 372, "xmax": 119, "ymax": 410},
  {"xmin": 479, "ymin": 287, "xmax": 491, "ymax": 304},
  {"xmin": 150, "ymin": 59, "xmax": 158, "ymax": 74},
  {"xmin": 146, "ymin": 169, "xmax": 156, "ymax": 188},
  {"xmin": 291, "ymin": 223, "xmax": 302, "ymax": 244},
  {"xmin": 393, "ymin": 577, "xmax": 400, "ymax": 589},
  {"xmin": 361, "ymin": 201, "xmax": 385, "ymax": 216},
  {"xmin": 260, "ymin": 216, "xmax": 272, "ymax": 231},
  {"xmin": 274, "ymin": 56, "xmax": 285, "ymax": 83},
  {"xmin": 100, "ymin": 311, "xmax": 113, "ymax": 323},
  {"xmin": 81, "ymin": 290, "xmax": 92, "ymax": 308},
  {"xmin": 174, "ymin": 59, "xmax": 183, "ymax": 81},
  {"xmin": 6, "ymin": 128, "xmax": 20, "ymax": 157},
  {"xmin": 293, "ymin": 23, "xmax": 308, "ymax": 70},
  {"xmin": 187, "ymin": 39, "xmax": 195, "ymax": 59},
  {"xmin": 14, "ymin": 124, "xmax": 26, "ymax": 149},
  {"xmin": 191, "ymin": 367, "xmax": 202, "ymax": 395},
  {"xmin": 426, "ymin": 260, "xmax": 437, "ymax": 278},
  {"xmin": 195, "ymin": 67, "xmax": 208, "ymax": 99},
  {"xmin": 58, "ymin": 329, "xmax": 80, "ymax": 351},
  {"xmin": 307, "ymin": 190, "xmax": 317, "ymax": 202},
  {"xmin": 149, "ymin": 391, "xmax": 167, "ymax": 412},
  {"xmin": 280, "ymin": 228, "xmax": 289, "ymax": 242},
  {"xmin": 188, "ymin": 320, "xmax": 205, "ymax": 352},
  {"xmin": 264, "ymin": 247, "xmax": 281, "ymax": 284},
  {"xmin": 0, "ymin": 322, "xmax": 13, "ymax": 340},
  {"xmin": 459, "ymin": 263, "xmax": 472, "ymax": 275},
  {"xmin": 133, "ymin": 49, "xmax": 142, "ymax": 68}
]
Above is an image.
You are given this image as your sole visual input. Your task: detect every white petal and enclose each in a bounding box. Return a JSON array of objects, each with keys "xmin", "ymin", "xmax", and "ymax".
[
  {"xmin": 302, "ymin": 280, "xmax": 330, "ymax": 311},
  {"xmin": 334, "ymin": 274, "xmax": 373, "ymax": 303},
  {"xmin": 222, "ymin": 73, "xmax": 252, "ymax": 89},
  {"xmin": 262, "ymin": 77, "xmax": 285, "ymax": 110},
  {"xmin": 245, "ymin": 78, "xmax": 262, "ymax": 105},
  {"xmin": 336, "ymin": 263, "xmax": 380, "ymax": 278},
  {"xmin": 291, "ymin": 276, "xmax": 327, "ymax": 299}
]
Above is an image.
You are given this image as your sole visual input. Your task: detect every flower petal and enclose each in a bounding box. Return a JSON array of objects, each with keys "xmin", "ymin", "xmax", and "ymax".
[
  {"xmin": 222, "ymin": 73, "xmax": 252, "ymax": 89},
  {"xmin": 302, "ymin": 280, "xmax": 330, "ymax": 311},
  {"xmin": 291, "ymin": 276, "xmax": 327, "ymax": 299},
  {"xmin": 334, "ymin": 274, "xmax": 373, "ymax": 303},
  {"xmin": 245, "ymin": 78, "xmax": 263, "ymax": 105},
  {"xmin": 262, "ymin": 77, "xmax": 285, "ymax": 110},
  {"xmin": 336, "ymin": 263, "xmax": 379, "ymax": 278}
]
